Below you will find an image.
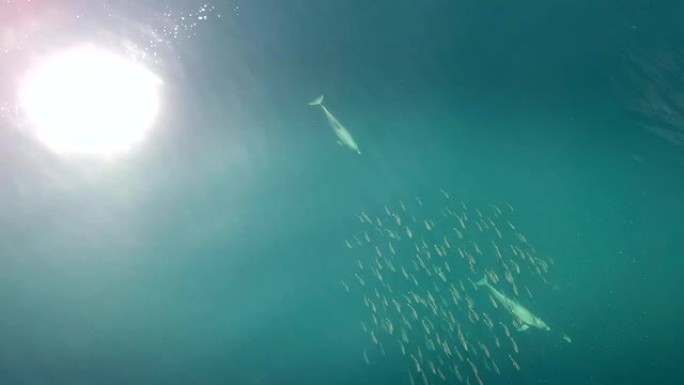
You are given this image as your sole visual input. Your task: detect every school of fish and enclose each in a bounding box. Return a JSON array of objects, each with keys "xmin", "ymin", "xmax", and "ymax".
[{"xmin": 340, "ymin": 189, "xmax": 557, "ymax": 385}]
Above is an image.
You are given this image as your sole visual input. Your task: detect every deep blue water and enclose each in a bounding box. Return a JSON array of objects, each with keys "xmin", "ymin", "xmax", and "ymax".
[{"xmin": 1, "ymin": 1, "xmax": 683, "ymax": 384}]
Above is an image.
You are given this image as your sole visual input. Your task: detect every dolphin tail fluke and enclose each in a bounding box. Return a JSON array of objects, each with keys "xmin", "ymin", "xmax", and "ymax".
[
  {"xmin": 308, "ymin": 94, "xmax": 324, "ymax": 106},
  {"xmin": 475, "ymin": 275, "xmax": 488, "ymax": 286}
]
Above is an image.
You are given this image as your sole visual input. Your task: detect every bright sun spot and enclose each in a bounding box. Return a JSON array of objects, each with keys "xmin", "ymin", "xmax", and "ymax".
[{"xmin": 19, "ymin": 45, "xmax": 162, "ymax": 156}]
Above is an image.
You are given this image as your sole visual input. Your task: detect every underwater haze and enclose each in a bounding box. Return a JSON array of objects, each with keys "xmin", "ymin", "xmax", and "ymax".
[{"xmin": 1, "ymin": 0, "xmax": 683, "ymax": 384}]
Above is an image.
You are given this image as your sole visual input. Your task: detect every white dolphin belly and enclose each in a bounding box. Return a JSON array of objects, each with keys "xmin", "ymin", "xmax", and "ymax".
[
  {"xmin": 308, "ymin": 94, "xmax": 361, "ymax": 154},
  {"xmin": 477, "ymin": 276, "xmax": 550, "ymax": 331}
]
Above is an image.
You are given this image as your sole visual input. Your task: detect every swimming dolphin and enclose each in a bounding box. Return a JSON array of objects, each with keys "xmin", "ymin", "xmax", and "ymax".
[
  {"xmin": 476, "ymin": 275, "xmax": 550, "ymax": 331},
  {"xmin": 308, "ymin": 94, "xmax": 361, "ymax": 154}
]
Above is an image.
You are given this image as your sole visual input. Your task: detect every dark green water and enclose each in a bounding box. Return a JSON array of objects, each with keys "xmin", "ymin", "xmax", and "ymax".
[{"xmin": 1, "ymin": 0, "xmax": 683, "ymax": 384}]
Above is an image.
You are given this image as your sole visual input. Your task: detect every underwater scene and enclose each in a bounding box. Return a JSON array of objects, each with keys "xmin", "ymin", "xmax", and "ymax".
[{"xmin": 1, "ymin": 1, "xmax": 682, "ymax": 384}]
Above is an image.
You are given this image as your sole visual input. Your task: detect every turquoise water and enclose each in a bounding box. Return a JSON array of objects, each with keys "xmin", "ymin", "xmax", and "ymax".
[{"xmin": 1, "ymin": 1, "xmax": 683, "ymax": 384}]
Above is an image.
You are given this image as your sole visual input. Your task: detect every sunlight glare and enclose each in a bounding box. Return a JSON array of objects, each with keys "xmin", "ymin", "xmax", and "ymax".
[{"xmin": 19, "ymin": 46, "xmax": 162, "ymax": 156}]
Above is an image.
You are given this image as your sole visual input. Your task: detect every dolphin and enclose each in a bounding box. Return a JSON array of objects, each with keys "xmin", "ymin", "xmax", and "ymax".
[
  {"xmin": 476, "ymin": 275, "xmax": 550, "ymax": 332},
  {"xmin": 308, "ymin": 94, "xmax": 361, "ymax": 154}
]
